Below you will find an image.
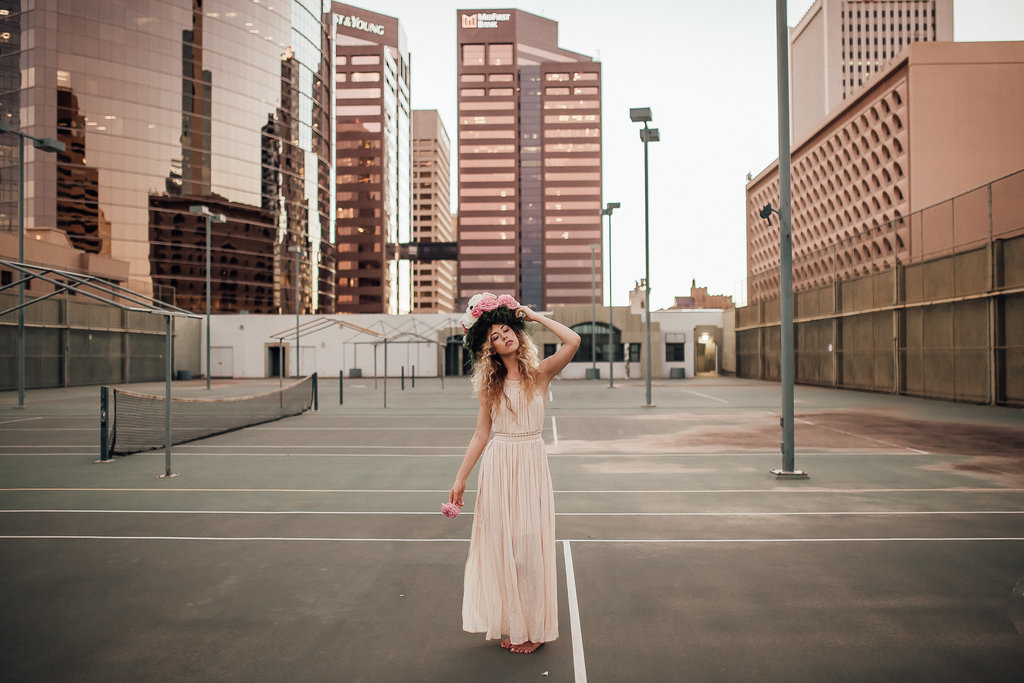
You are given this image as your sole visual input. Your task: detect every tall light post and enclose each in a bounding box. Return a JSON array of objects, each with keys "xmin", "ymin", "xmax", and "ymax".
[
  {"xmin": 629, "ymin": 108, "xmax": 659, "ymax": 407},
  {"xmin": 189, "ymin": 205, "xmax": 226, "ymax": 390},
  {"xmin": 0, "ymin": 120, "xmax": 65, "ymax": 409},
  {"xmin": 602, "ymin": 201, "xmax": 620, "ymax": 388},
  {"xmin": 769, "ymin": 0, "xmax": 805, "ymax": 478},
  {"xmin": 288, "ymin": 244, "xmax": 304, "ymax": 378},
  {"xmin": 589, "ymin": 243, "xmax": 599, "ymax": 378}
]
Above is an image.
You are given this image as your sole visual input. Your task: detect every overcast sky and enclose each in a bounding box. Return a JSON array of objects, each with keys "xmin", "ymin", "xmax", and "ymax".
[{"xmin": 358, "ymin": 0, "xmax": 1024, "ymax": 309}]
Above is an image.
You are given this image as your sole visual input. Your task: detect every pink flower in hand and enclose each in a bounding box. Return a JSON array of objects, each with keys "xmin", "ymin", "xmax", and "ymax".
[{"xmin": 441, "ymin": 502, "xmax": 461, "ymax": 518}]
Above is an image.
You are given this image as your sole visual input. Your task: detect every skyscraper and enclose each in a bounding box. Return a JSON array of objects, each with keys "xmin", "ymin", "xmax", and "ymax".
[
  {"xmin": 332, "ymin": 3, "xmax": 412, "ymax": 314},
  {"xmin": 456, "ymin": 9, "xmax": 602, "ymax": 309},
  {"xmin": 0, "ymin": 0, "xmax": 334, "ymax": 313},
  {"xmin": 412, "ymin": 110, "xmax": 456, "ymax": 313},
  {"xmin": 790, "ymin": 0, "xmax": 953, "ymax": 141}
]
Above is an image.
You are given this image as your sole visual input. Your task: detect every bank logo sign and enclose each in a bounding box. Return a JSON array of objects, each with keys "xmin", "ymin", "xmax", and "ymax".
[
  {"xmin": 461, "ymin": 12, "xmax": 511, "ymax": 29},
  {"xmin": 339, "ymin": 14, "xmax": 385, "ymax": 36}
]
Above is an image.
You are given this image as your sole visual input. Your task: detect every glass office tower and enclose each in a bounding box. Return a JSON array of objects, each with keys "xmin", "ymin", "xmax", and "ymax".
[
  {"xmin": 331, "ymin": 3, "xmax": 411, "ymax": 314},
  {"xmin": 0, "ymin": 0, "xmax": 334, "ymax": 313}
]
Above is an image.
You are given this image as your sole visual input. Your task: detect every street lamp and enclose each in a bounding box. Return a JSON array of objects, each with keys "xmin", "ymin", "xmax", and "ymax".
[
  {"xmin": 288, "ymin": 244, "xmax": 305, "ymax": 378},
  {"xmin": 189, "ymin": 205, "xmax": 226, "ymax": 390},
  {"xmin": 0, "ymin": 120, "xmax": 65, "ymax": 409},
  {"xmin": 602, "ymin": 201, "xmax": 620, "ymax": 388},
  {"xmin": 629, "ymin": 108, "xmax": 659, "ymax": 407},
  {"xmin": 589, "ymin": 243, "xmax": 599, "ymax": 379}
]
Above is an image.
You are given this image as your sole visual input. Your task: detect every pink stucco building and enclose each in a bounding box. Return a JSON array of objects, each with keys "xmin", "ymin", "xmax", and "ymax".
[{"xmin": 746, "ymin": 41, "xmax": 1024, "ymax": 303}]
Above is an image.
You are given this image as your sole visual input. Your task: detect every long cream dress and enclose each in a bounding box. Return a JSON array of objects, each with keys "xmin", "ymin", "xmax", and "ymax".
[{"xmin": 462, "ymin": 379, "xmax": 558, "ymax": 645}]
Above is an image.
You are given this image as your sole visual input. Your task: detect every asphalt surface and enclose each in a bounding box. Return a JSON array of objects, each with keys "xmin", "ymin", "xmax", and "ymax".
[{"xmin": 1, "ymin": 376, "xmax": 1022, "ymax": 681}]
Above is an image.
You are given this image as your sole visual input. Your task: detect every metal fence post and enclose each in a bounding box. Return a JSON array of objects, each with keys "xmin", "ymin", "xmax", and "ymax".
[
  {"xmin": 412, "ymin": 365, "xmax": 415, "ymax": 389},
  {"xmin": 99, "ymin": 386, "xmax": 110, "ymax": 462},
  {"xmin": 313, "ymin": 372, "xmax": 319, "ymax": 411},
  {"xmin": 339, "ymin": 370, "xmax": 344, "ymax": 405}
]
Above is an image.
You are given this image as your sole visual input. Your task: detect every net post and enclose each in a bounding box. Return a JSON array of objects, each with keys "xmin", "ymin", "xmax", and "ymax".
[
  {"xmin": 312, "ymin": 372, "xmax": 319, "ymax": 411},
  {"xmin": 401, "ymin": 366, "xmax": 405, "ymax": 391},
  {"xmin": 339, "ymin": 370, "xmax": 344, "ymax": 405},
  {"xmin": 412, "ymin": 365, "xmax": 415, "ymax": 389},
  {"xmin": 99, "ymin": 386, "xmax": 110, "ymax": 462},
  {"xmin": 161, "ymin": 313, "xmax": 175, "ymax": 478}
]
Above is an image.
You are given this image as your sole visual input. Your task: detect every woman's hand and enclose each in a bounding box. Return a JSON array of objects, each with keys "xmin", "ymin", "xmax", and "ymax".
[
  {"xmin": 449, "ymin": 478, "xmax": 466, "ymax": 508},
  {"xmin": 518, "ymin": 305, "xmax": 539, "ymax": 322}
]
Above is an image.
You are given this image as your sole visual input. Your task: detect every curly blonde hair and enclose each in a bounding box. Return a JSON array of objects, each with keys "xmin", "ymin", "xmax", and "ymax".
[{"xmin": 471, "ymin": 325, "xmax": 542, "ymax": 414}]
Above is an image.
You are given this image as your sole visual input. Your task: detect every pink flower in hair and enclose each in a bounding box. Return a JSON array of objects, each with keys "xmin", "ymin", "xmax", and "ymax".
[
  {"xmin": 441, "ymin": 502, "xmax": 461, "ymax": 518},
  {"xmin": 496, "ymin": 294, "xmax": 519, "ymax": 309}
]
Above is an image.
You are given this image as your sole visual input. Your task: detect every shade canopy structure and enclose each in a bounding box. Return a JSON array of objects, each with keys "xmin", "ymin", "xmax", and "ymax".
[{"xmin": 0, "ymin": 259, "xmax": 201, "ymax": 476}]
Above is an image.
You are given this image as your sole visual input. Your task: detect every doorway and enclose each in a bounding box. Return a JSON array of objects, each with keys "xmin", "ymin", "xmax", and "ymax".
[
  {"xmin": 267, "ymin": 344, "xmax": 287, "ymax": 378},
  {"xmin": 445, "ymin": 335, "xmax": 469, "ymax": 376}
]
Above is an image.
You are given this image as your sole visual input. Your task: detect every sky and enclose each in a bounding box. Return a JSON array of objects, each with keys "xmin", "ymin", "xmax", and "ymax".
[{"xmin": 358, "ymin": 0, "xmax": 1024, "ymax": 310}]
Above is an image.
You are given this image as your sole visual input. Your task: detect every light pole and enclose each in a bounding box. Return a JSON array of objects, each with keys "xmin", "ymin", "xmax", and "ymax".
[
  {"xmin": 288, "ymin": 244, "xmax": 304, "ymax": 378},
  {"xmin": 629, "ymin": 108, "xmax": 659, "ymax": 407},
  {"xmin": 189, "ymin": 205, "xmax": 226, "ymax": 390},
  {"xmin": 589, "ymin": 243, "xmax": 599, "ymax": 378},
  {"xmin": 602, "ymin": 201, "xmax": 620, "ymax": 388},
  {"xmin": 769, "ymin": 0, "xmax": 805, "ymax": 478},
  {"xmin": 0, "ymin": 120, "xmax": 65, "ymax": 409}
]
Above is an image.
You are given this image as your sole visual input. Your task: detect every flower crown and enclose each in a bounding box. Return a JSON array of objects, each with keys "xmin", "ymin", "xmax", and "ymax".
[
  {"xmin": 460, "ymin": 292, "xmax": 527, "ymax": 355},
  {"xmin": 459, "ymin": 292, "xmax": 521, "ymax": 332}
]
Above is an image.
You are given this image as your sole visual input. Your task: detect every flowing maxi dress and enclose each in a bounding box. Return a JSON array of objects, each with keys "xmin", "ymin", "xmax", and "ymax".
[{"xmin": 462, "ymin": 379, "xmax": 558, "ymax": 645}]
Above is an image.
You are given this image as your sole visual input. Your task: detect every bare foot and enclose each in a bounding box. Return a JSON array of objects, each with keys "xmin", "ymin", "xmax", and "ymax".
[
  {"xmin": 500, "ymin": 638, "xmax": 512, "ymax": 650},
  {"xmin": 509, "ymin": 640, "xmax": 542, "ymax": 654}
]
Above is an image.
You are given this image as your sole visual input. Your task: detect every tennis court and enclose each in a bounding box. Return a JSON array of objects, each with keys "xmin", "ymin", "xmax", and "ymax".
[{"xmin": 1, "ymin": 376, "xmax": 1023, "ymax": 681}]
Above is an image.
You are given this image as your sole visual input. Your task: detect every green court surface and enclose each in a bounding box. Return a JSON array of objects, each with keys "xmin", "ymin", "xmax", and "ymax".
[{"xmin": 1, "ymin": 376, "xmax": 1023, "ymax": 681}]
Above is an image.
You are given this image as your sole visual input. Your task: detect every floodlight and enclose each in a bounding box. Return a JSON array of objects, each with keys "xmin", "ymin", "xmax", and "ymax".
[
  {"xmin": 629, "ymin": 107, "xmax": 653, "ymax": 123},
  {"xmin": 640, "ymin": 128, "xmax": 660, "ymax": 143}
]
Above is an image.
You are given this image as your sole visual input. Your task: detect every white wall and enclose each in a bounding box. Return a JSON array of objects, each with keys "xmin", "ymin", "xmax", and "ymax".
[
  {"xmin": 205, "ymin": 312, "xmax": 463, "ymax": 379},
  {"xmin": 652, "ymin": 309, "xmax": 726, "ymax": 379},
  {"xmin": 203, "ymin": 309, "xmax": 726, "ymax": 380}
]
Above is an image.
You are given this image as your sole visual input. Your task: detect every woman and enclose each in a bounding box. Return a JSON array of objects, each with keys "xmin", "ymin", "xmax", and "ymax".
[{"xmin": 449, "ymin": 293, "xmax": 581, "ymax": 654}]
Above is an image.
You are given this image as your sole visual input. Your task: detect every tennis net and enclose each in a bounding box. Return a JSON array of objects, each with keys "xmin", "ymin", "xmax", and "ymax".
[{"xmin": 107, "ymin": 375, "xmax": 314, "ymax": 455}]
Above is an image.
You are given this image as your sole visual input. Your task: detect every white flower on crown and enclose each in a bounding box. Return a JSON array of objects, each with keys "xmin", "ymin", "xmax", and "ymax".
[{"xmin": 460, "ymin": 292, "xmax": 495, "ymax": 332}]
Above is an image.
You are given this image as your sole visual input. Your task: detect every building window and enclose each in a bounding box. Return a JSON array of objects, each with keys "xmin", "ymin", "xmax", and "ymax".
[
  {"xmin": 462, "ymin": 44, "xmax": 485, "ymax": 66},
  {"xmin": 544, "ymin": 343, "xmax": 557, "ymax": 358},
  {"xmin": 488, "ymin": 43, "xmax": 513, "ymax": 66},
  {"xmin": 666, "ymin": 342, "xmax": 686, "ymax": 362}
]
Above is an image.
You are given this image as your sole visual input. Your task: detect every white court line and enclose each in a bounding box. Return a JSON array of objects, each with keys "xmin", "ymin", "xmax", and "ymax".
[
  {"xmin": 562, "ymin": 540, "xmax": 587, "ymax": 683},
  {"xmin": 680, "ymin": 390, "xmax": 729, "ymax": 404},
  {"xmin": 552, "ymin": 416, "xmax": 559, "ymax": 447},
  {"xmin": 0, "ymin": 535, "xmax": 1021, "ymax": 544},
  {"xmin": 248, "ymin": 427, "xmax": 474, "ymax": 431},
  {"xmin": 0, "ymin": 447, "xmax": 931, "ymax": 457},
  {"xmin": 3, "ymin": 509, "xmax": 1022, "ymax": 517},
  {"xmin": 0, "ymin": 427, "xmax": 92, "ymax": 431},
  {"xmin": 4, "ymin": 487, "xmax": 1024, "ymax": 494},
  {"xmin": 0, "ymin": 416, "xmax": 43, "ymax": 426}
]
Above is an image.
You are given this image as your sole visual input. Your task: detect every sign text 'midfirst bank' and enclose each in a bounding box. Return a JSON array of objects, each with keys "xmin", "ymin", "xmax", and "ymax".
[{"xmin": 461, "ymin": 12, "xmax": 511, "ymax": 29}]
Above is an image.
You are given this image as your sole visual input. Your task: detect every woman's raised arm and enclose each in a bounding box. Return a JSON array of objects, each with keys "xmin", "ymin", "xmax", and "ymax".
[{"xmin": 520, "ymin": 306, "xmax": 581, "ymax": 380}]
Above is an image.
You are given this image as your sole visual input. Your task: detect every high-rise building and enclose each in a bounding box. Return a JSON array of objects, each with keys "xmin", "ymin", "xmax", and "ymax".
[
  {"xmin": 790, "ymin": 0, "xmax": 953, "ymax": 141},
  {"xmin": 456, "ymin": 9, "xmax": 602, "ymax": 309},
  {"xmin": 332, "ymin": 3, "xmax": 412, "ymax": 314},
  {"xmin": 412, "ymin": 110, "xmax": 456, "ymax": 313},
  {"xmin": 0, "ymin": 0, "xmax": 334, "ymax": 314}
]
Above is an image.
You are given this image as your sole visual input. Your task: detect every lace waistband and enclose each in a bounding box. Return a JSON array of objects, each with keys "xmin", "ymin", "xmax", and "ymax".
[{"xmin": 492, "ymin": 429, "xmax": 543, "ymax": 442}]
